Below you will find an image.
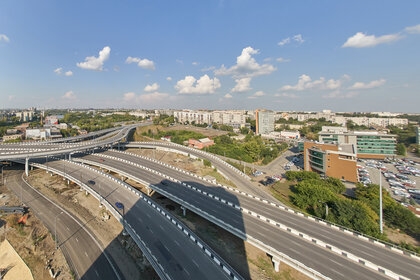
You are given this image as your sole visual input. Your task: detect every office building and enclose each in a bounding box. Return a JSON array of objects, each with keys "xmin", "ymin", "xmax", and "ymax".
[
  {"xmin": 319, "ymin": 127, "xmax": 397, "ymax": 159},
  {"xmin": 304, "ymin": 142, "xmax": 358, "ymax": 183},
  {"xmin": 256, "ymin": 109, "xmax": 274, "ymax": 135}
]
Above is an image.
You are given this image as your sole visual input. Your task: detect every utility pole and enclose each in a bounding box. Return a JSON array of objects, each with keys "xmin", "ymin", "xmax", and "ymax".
[{"xmin": 379, "ymin": 168, "xmax": 383, "ymax": 234}]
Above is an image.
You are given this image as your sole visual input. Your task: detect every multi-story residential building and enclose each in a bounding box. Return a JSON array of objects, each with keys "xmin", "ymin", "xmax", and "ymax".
[
  {"xmin": 303, "ymin": 142, "xmax": 358, "ymax": 183},
  {"xmin": 256, "ymin": 109, "xmax": 274, "ymax": 135},
  {"xmin": 319, "ymin": 128, "xmax": 397, "ymax": 159},
  {"xmin": 174, "ymin": 110, "xmax": 212, "ymax": 125},
  {"xmin": 332, "ymin": 116, "xmax": 408, "ymax": 128},
  {"xmin": 416, "ymin": 126, "xmax": 420, "ymax": 145},
  {"xmin": 15, "ymin": 111, "xmax": 34, "ymax": 122},
  {"xmin": 212, "ymin": 110, "xmax": 246, "ymax": 127}
]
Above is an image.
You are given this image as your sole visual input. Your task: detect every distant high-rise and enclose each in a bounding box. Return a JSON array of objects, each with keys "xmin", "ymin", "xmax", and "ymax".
[
  {"xmin": 416, "ymin": 126, "xmax": 420, "ymax": 145},
  {"xmin": 256, "ymin": 109, "xmax": 274, "ymax": 135}
]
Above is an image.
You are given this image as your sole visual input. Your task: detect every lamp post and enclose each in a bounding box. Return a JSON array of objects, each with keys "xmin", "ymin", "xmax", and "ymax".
[
  {"xmin": 55, "ymin": 211, "xmax": 64, "ymax": 249},
  {"xmin": 379, "ymin": 168, "xmax": 383, "ymax": 234}
]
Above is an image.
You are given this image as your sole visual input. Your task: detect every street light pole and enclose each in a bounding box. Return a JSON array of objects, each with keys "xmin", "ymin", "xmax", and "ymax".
[
  {"xmin": 55, "ymin": 211, "xmax": 64, "ymax": 249},
  {"xmin": 379, "ymin": 168, "xmax": 383, "ymax": 234}
]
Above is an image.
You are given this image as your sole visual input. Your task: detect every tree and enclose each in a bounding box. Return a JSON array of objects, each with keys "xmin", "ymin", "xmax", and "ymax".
[
  {"xmin": 240, "ymin": 127, "xmax": 250, "ymax": 135},
  {"xmin": 396, "ymin": 143, "xmax": 406, "ymax": 156}
]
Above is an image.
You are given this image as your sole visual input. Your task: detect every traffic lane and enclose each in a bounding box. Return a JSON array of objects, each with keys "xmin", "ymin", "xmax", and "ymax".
[
  {"xmin": 128, "ymin": 144, "xmax": 273, "ymax": 200},
  {"xmin": 151, "ymin": 181, "xmax": 386, "ymax": 280},
  {"xmin": 89, "ymin": 155, "xmax": 419, "ymax": 279},
  {"xmin": 81, "ymin": 158, "xmax": 386, "ymax": 280},
  {"xmin": 7, "ymin": 171, "xmax": 118, "ymax": 280},
  {"xmin": 46, "ymin": 161, "xmax": 231, "ymax": 280},
  {"xmin": 102, "ymin": 151, "xmax": 420, "ymax": 275}
]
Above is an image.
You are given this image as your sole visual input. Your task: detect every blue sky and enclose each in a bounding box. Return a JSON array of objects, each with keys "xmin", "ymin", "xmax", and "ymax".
[{"xmin": 1, "ymin": 0, "xmax": 419, "ymax": 112}]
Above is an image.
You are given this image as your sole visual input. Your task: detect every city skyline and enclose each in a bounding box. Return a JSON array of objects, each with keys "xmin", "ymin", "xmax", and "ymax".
[{"xmin": 1, "ymin": 1, "xmax": 420, "ymax": 112}]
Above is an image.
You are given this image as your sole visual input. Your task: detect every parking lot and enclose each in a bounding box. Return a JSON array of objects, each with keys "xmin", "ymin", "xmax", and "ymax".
[{"xmin": 358, "ymin": 158, "xmax": 420, "ymax": 205}]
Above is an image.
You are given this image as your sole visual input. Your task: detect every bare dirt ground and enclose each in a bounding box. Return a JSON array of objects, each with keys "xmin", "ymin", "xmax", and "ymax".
[
  {"xmin": 119, "ymin": 172, "xmax": 310, "ymax": 280},
  {"xmin": 126, "ymin": 148, "xmax": 237, "ymax": 188},
  {"xmin": 385, "ymin": 227, "xmax": 420, "ymax": 246},
  {"xmin": 0, "ymin": 239, "xmax": 33, "ymax": 280},
  {"xmin": 26, "ymin": 169, "xmax": 157, "ymax": 280},
  {"xmin": 0, "ymin": 183, "xmax": 71, "ymax": 280}
]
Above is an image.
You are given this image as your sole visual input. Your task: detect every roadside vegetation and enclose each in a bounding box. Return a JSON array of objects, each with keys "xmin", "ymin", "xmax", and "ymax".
[
  {"xmin": 143, "ymin": 127, "xmax": 289, "ymax": 165},
  {"xmin": 282, "ymin": 171, "xmax": 420, "ymax": 250}
]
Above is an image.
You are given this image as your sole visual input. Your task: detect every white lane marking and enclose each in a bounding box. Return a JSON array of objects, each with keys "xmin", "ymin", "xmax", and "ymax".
[
  {"xmin": 95, "ymin": 269, "xmax": 99, "ymax": 277},
  {"xmin": 192, "ymin": 259, "xmax": 199, "ymax": 267},
  {"xmin": 174, "ymin": 240, "xmax": 180, "ymax": 247},
  {"xmin": 184, "ymin": 268, "xmax": 190, "ymax": 276},
  {"xmin": 330, "ymin": 268, "xmax": 345, "ymax": 277}
]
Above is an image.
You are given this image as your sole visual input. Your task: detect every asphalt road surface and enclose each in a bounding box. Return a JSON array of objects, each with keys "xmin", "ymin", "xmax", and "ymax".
[
  {"xmin": 81, "ymin": 152, "xmax": 410, "ymax": 280},
  {"xmin": 6, "ymin": 169, "xmax": 122, "ymax": 280},
  {"xmin": 39, "ymin": 159, "xmax": 233, "ymax": 280}
]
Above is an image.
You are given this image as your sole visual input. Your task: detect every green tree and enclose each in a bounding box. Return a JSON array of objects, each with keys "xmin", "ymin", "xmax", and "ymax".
[{"xmin": 396, "ymin": 143, "xmax": 406, "ymax": 156}]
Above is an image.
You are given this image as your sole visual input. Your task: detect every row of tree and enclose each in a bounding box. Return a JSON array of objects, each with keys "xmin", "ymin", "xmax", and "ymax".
[{"xmin": 286, "ymin": 171, "xmax": 420, "ymax": 241}]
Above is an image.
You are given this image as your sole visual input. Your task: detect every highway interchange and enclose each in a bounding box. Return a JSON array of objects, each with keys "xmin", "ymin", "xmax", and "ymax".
[{"xmin": 1, "ymin": 125, "xmax": 420, "ymax": 280}]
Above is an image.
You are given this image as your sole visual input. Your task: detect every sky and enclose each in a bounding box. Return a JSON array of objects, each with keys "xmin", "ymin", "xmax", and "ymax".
[{"xmin": 1, "ymin": 0, "xmax": 419, "ymax": 112}]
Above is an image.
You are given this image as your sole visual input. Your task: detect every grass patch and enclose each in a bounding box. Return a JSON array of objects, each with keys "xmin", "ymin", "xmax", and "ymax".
[
  {"xmin": 200, "ymin": 168, "xmax": 237, "ymax": 188},
  {"xmin": 269, "ymin": 181, "xmax": 297, "ymax": 209},
  {"xmin": 249, "ymin": 256, "xmax": 294, "ymax": 280}
]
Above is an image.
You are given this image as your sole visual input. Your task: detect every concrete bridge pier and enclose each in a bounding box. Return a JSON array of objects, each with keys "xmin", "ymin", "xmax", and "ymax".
[
  {"xmin": 271, "ymin": 256, "xmax": 281, "ymax": 272},
  {"xmin": 180, "ymin": 206, "xmax": 186, "ymax": 216},
  {"xmin": 25, "ymin": 157, "xmax": 29, "ymax": 176},
  {"xmin": 146, "ymin": 186, "xmax": 151, "ymax": 196}
]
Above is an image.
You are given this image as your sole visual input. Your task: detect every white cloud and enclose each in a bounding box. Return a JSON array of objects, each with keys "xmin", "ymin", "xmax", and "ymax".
[
  {"xmin": 126, "ymin": 56, "xmax": 155, "ymax": 70},
  {"xmin": 201, "ymin": 66, "xmax": 216, "ymax": 72},
  {"xmin": 123, "ymin": 92, "xmax": 136, "ymax": 102},
  {"xmin": 0, "ymin": 34, "xmax": 9, "ymax": 43},
  {"xmin": 62, "ymin": 91, "xmax": 76, "ymax": 100},
  {"xmin": 293, "ymin": 34, "xmax": 304, "ymax": 44},
  {"xmin": 77, "ymin": 46, "xmax": 111, "ymax": 71},
  {"xmin": 8, "ymin": 95, "xmax": 15, "ymax": 101},
  {"xmin": 175, "ymin": 74, "xmax": 221, "ymax": 95},
  {"xmin": 274, "ymin": 93, "xmax": 299, "ymax": 98},
  {"xmin": 280, "ymin": 74, "xmax": 343, "ymax": 91},
  {"xmin": 224, "ymin": 93, "xmax": 233, "ymax": 99},
  {"xmin": 231, "ymin": 77, "xmax": 252, "ymax": 93},
  {"xmin": 54, "ymin": 67, "xmax": 73, "ymax": 76},
  {"xmin": 144, "ymin": 83, "xmax": 160, "ymax": 92},
  {"xmin": 405, "ymin": 24, "xmax": 420, "ymax": 34},
  {"xmin": 278, "ymin": 37, "xmax": 291, "ymax": 46},
  {"xmin": 123, "ymin": 91, "xmax": 169, "ymax": 103},
  {"xmin": 192, "ymin": 62, "xmax": 199, "ymax": 66},
  {"xmin": 276, "ymin": 57, "xmax": 290, "ymax": 63},
  {"xmin": 278, "ymin": 34, "xmax": 304, "ymax": 46},
  {"xmin": 342, "ymin": 32, "xmax": 402, "ymax": 48},
  {"xmin": 248, "ymin": 90, "xmax": 266, "ymax": 99},
  {"xmin": 54, "ymin": 68, "xmax": 63, "ymax": 75},
  {"xmin": 323, "ymin": 90, "xmax": 360, "ymax": 99},
  {"xmin": 214, "ymin": 47, "xmax": 276, "ymax": 78},
  {"xmin": 176, "ymin": 59, "xmax": 183, "ymax": 64},
  {"xmin": 349, "ymin": 79, "xmax": 386, "ymax": 89},
  {"xmin": 166, "ymin": 77, "xmax": 172, "ymax": 81}
]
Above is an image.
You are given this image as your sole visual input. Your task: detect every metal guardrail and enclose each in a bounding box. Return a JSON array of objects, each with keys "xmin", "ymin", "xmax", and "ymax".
[
  {"xmin": 74, "ymin": 157, "xmax": 330, "ymax": 280},
  {"xmin": 126, "ymin": 142, "xmax": 420, "ymax": 259}
]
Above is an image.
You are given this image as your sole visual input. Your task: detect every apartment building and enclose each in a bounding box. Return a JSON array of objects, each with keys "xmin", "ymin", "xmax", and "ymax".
[
  {"xmin": 319, "ymin": 127, "xmax": 397, "ymax": 159},
  {"xmin": 332, "ymin": 116, "xmax": 408, "ymax": 127},
  {"xmin": 174, "ymin": 110, "xmax": 212, "ymax": 125},
  {"xmin": 256, "ymin": 109, "xmax": 274, "ymax": 135},
  {"xmin": 212, "ymin": 110, "xmax": 246, "ymax": 127},
  {"xmin": 303, "ymin": 142, "xmax": 358, "ymax": 183},
  {"xmin": 15, "ymin": 111, "xmax": 34, "ymax": 122},
  {"xmin": 416, "ymin": 126, "xmax": 420, "ymax": 145}
]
